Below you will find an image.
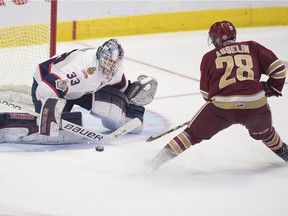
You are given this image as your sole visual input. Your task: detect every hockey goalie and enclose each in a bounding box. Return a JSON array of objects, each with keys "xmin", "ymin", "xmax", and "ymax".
[{"xmin": 0, "ymin": 39, "xmax": 158, "ymax": 144}]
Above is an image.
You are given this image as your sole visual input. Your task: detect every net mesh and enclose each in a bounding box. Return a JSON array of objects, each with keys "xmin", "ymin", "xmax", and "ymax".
[{"xmin": 0, "ymin": 0, "xmax": 54, "ymax": 104}]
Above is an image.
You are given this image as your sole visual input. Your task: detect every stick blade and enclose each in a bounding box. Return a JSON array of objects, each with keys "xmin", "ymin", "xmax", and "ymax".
[
  {"xmin": 146, "ymin": 136, "xmax": 155, "ymax": 142},
  {"xmin": 109, "ymin": 118, "xmax": 142, "ymax": 138}
]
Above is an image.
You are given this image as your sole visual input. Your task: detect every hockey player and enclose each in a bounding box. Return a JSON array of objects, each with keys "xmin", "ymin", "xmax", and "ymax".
[
  {"xmin": 147, "ymin": 21, "xmax": 287, "ymax": 170},
  {"xmin": 31, "ymin": 39, "xmax": 157, "ymax": 137}
]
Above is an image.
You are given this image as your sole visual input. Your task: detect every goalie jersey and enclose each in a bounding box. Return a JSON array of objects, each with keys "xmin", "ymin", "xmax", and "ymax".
[{"xmin": 32, "ymin": 48, "xmax": 128, "ymax": 102}]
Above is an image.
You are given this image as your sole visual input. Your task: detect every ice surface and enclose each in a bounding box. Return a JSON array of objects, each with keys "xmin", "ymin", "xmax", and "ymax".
[{"xmin": 0, "ymin": 26, "xmax": 287, "ymax": 216}]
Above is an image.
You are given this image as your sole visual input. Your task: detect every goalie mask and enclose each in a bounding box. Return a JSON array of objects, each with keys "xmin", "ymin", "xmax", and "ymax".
[
  {"xmin": 96, "ymin": 39, "xmax": 124, "ymax": 78},
  {"xmin": 208, "ymin": 21, "xmax": 236, "ymax": 47}
]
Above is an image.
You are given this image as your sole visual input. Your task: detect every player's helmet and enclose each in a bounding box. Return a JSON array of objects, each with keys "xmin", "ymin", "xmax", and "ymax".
[
  {"xmin": 96, "ymin": 39, "xmax": 124, "ymax": 78},
  {"xmin": 208, "ymin": 21, "xmax": 236, "ymax": 47}
]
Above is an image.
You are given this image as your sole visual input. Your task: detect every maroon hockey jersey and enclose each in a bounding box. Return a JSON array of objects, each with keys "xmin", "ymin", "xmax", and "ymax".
[{"xmin": 200, "ymin": 41, "xmax": 286, "ymax": 109}]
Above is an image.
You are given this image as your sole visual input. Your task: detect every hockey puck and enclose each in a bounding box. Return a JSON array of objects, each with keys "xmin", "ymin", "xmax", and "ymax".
[{"xmin": 95, "ymin": 146, "xmax": 104, "ymax": 152}]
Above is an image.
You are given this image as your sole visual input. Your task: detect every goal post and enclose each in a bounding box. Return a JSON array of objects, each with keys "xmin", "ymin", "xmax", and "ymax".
[
  {"xmin": 0, "ymin": 0, "xmax": 57, "ymax": 105},
  {"xmin": 50, "ymin": 0, "xmax": 57, "ymax": 58}
]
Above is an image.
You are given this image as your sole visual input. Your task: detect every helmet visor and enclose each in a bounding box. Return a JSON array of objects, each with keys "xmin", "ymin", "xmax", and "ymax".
[{"xmin": 99, "ymin": 50, "xmax": 122, "ymax": 73}]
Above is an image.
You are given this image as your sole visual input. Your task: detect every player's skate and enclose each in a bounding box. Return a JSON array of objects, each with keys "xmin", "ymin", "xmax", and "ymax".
[
  {"xmin": 146, "ymin": 146, "xmax": 177, "ymax": 171},
  {"xmin": 273, "ymin": 143, "xmax": 288, "ymax": 162}
]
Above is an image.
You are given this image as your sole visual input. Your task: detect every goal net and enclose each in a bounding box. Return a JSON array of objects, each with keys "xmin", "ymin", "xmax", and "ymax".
[{"xmin": 0, "ymin": 0, "xmax": 57, "ymax": 105}]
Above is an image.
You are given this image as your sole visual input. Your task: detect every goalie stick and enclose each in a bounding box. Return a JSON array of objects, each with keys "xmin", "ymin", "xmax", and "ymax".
[
  {"xmin": 0, "ymin": 99, "xmax": 142, "ymax": 143},
  {"xmin": 146, "ymin": 120, "xmax": 190, "ymax": 142}
]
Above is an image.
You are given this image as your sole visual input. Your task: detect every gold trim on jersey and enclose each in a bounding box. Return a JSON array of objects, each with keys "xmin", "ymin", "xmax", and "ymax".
[
  {"xmin": 200, "ymin": 90, "xmax": 209, "ymax": 100},
  {"xmin": 272, "ymin": 68, "xmax": 286, "ymax": 79},
  {"xmin": 267, "ymin": 59, "xmax": 284, "ymax": 75},
  {"xmin": 211, "ymin": 91, "xmax": 267, "ymax": 109}
]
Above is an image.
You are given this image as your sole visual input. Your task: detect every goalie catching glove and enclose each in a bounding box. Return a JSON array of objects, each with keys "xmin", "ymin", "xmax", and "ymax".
[{"xmin": 125, "ymin": 75, "xmax": 158, "ymax": 106}]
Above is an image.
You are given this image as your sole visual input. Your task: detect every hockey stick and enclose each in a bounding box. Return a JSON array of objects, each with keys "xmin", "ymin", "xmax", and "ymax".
[
  {"xmin": 146, "ymin": 120, "xmax": 190, "ymax": 142},
  {"xmin": 0, "ymin": 99, "xmax": 142, "ymax": 143}
]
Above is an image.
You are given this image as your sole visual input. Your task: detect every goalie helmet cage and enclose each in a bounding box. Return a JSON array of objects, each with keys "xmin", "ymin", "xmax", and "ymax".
[{"xmin": 0, "ymin": 0, "xmax": 57, "ymax": 105}]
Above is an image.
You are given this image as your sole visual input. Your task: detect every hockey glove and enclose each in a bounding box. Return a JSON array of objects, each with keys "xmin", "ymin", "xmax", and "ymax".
[
  {"xmin": 262, "ymin": 82, "xmax": 282, "ymax": 97},
  {"xmin": 125, "ymin": 75, "xmax": 158, "ymax": 106}
]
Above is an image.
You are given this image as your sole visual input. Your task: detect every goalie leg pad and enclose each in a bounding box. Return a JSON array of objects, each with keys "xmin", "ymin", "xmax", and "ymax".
[
  {"xmin": 100, "ymin": 104, "xmax": 145, "ymax": 133},
  {"xmin": 125, "ymin": 75, "xmax": 158, "ymax": 106},
  {"xmin": 0, "ymin": 112, "xmax": 83, "ymax": 143},
  {"xmin": 92, "ymin": 86, "xmax": 145, "ymax": 133},
  {"xmin": 39, "ymin": 98, "xmax": 66, "ymax": 137},
  {"xmin": 126, "ymin": 104, "xmax": 145, "ymax": 122},
  {"xmin": 0, "ymin": 112, "xmax": 82, "ymax": 134},
  {"xmin": 61, "ymin": 112, "xmax": 83, "ymax": 126},
  {"xmin": 0, "ymin": 112, "xmax": 38, "ymax": 135},
  {"xmin": 0, "ymin": 112, "xmax": 38, "ymax": 143},
  {"xmin": 92, "ymin": 86, "xmax": 128, "ymax": 131},
  {"xmin": 125, "ymin": 104, "xmax": 145, "ymax": 133}
]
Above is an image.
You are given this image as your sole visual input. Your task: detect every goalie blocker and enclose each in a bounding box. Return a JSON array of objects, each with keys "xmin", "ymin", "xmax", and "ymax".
[{"xmin": 39, "ymin": 98, "xmax": 66, "ymax": 137}]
